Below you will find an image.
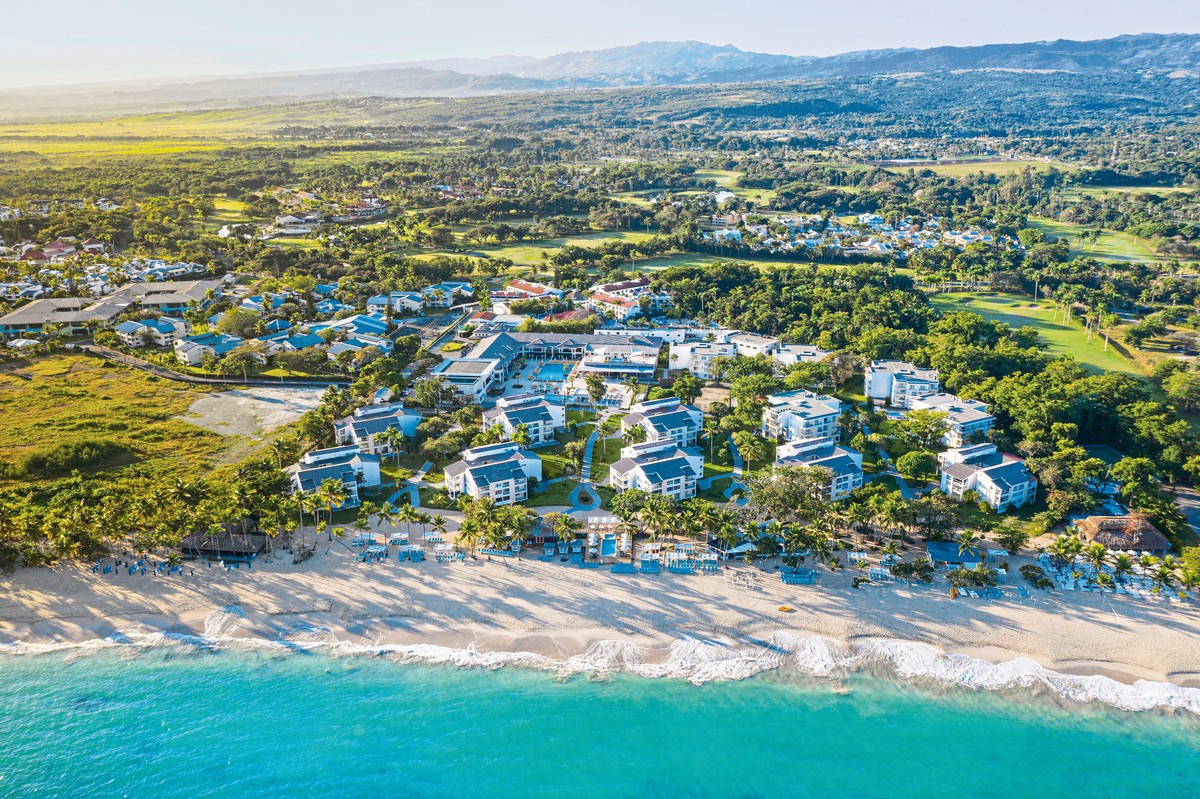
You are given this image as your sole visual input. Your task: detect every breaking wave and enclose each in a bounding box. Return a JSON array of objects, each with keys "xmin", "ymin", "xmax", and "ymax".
[{"xmin": 2, "ymin": 607, "xmax": 1198, "ymax": 716}]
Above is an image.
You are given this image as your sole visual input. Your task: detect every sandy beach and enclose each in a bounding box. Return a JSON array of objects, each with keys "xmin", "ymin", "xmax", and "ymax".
[{"xmin": 2, "ymin": 531, "xmax": 1199, "ymax": 704}]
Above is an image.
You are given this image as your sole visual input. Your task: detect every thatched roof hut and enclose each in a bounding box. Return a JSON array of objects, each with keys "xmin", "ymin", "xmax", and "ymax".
[
  {"xmin": 1074, "ymin": 515, "xmax": 1170, "ymax": 553},
  {"xmin": 181, "ymin": 521, "xmax": 267, "ymax": 561}
]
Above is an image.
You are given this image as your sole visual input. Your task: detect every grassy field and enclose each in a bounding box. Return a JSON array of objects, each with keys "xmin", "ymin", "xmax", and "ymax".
[
  {"xmin": 898, "ymin": 160, "xmax": 1058, "ymax": 178},
  {"xmin": 930, "ymin": 292, "xmax": 1142, "ymax": 375},
  {"xmin": 457, "ymin": 230, "xmax": 660, "ymax": 266},
  {"xmin": 0, "ymin": 356, "xmax": 230, "ymax": 490},
  {"xmin": 1027, "ymin": 217, "xmax": 1165, "ymax": 263}
]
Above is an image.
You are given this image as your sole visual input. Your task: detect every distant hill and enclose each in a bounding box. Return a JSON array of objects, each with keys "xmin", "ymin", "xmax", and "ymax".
[{"xmin": 2, "ymin": 33, "xmax": 1197, "ymax": 121}]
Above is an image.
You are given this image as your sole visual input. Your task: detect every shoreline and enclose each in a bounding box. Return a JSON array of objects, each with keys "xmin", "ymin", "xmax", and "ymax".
[{"xmin": 3, "ymin": 548, "xmax": 1200, "ymax": 713}]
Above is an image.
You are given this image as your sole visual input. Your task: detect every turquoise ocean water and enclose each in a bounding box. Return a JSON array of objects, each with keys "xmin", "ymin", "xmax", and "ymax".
[{"xmin": 0, "ymin": 648, "xmax": 1197, "ymax": 798}]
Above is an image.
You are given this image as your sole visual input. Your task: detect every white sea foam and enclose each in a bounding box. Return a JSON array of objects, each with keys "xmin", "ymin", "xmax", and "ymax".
[{"xmin": 3, "ymin": 619, "xmax": 1199, "ymax": 716}]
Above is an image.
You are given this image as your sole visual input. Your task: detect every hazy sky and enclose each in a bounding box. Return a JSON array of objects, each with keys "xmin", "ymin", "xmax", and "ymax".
[{"xmin": 2, "ymin": 0, "xmax": 1199, "ymax": 88}]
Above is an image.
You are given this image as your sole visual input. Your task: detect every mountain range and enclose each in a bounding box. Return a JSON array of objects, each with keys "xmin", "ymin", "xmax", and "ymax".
[{"xmin": 2, "ymin": 33, "xmax": 1197, "ymax": 120}]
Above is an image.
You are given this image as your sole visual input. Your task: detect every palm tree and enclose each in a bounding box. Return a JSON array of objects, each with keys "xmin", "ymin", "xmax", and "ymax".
[
  {"xmin": 397, "ymin": 502, "xmax": 420, "ymax": 537},
  {"xmin": 1095, "ymin": 572, "xmax": 1115, "ymax": 593},
  {"xmin": 957, "ymin": 529, "xmax": 981, "ymax": 558},
  {"xmin": 1082, "ymin": 542, "xmax": 1109, "ymax": 576},
  {"xmin": 431, "ymin": 515, "xmax": 448, "ymax": 541},
  {"xmin": 1112, "ymin": 553, "xmax": 1135, "ymax": 584},
  {"xmin": 458, "ymin": 518, "xmax": 482, "ymax": 558},
  {"xmin": 318, "ymin": 478, "xmax": 349, "ymax": 541},
  {"xmin": 553, "ymin": 513, "xmax": 580, "ymax": 548}
]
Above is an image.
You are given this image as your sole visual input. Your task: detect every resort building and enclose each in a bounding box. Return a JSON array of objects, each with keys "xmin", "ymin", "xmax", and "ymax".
[
  {"xmin": 668, "ymin": 341, "xmax": 736, "ymax": 379},
  {"xmin": 463, "ymin": 331, "xmax": 664, "ymax": 386},
  {"xmin": 421, "ymin": 282, "xmax": 474, "ymax": 308},
  {"xmin": 608, "ymin": 440, "xmax": 704, "ymax": 501},
  {"xmin": 729, "ymin": 332, "xmax": 781, "ymax": 358},
  {"xmin": 590, "ymin": 277, "xmax": 672, "ymax": 314},
  {"xmin": 0, "ymin": 279, "xmax": 220, "ymax": 336},
  {"xmin": 333, "ymin": 403, "xmax": 422, "ymax": 455},
  {"xmin": 774, "ymin": 438, "xmax": 864, "ymax": 500},
  {"xmin": 443, "ymin": 442, "xmax": 542, "ymax": 506},
  {"xmin": 909, "ymin": 393, "xmax": 995, "ymax": 447},
  {"xmin": 586, "ymin": 291, "xmax": 641, "ymax": 321},
  {"xmin": 287, "ymin": 445, "xmax": 382, "ymax": 509},
  {"xmin": 864, "ymin": 360, "xmax": 940, "ymax": 409},
  {"xmin": 115, "ymin": 316, "xmax": 190, "ymax": 348},
  {"xmin": 773, "ymin": 344, "xmax": 832, "ymax": 368},
  {"xmin": 482, "ymin": 394, "xmax": 566, "ymax": 446},
  {"xmin": 428, "ymin": 358, "xmax": 505, "ymax": 402},
  {"xmin": 622, "ymin": 397, "xmax": 703, "ymax": 447},
  {"xmin": 938, "ymin": 443, "xmax": 1038, "ymax": 512},
  {"xmin": 761, "ymin": 390, "xmax": 843, "ymax": 443}
]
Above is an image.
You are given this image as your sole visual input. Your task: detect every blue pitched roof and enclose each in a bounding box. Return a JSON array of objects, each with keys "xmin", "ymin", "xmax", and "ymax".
[{"xmin": 286, "ymin": 333, "xmax": 324, "ymax": 350}]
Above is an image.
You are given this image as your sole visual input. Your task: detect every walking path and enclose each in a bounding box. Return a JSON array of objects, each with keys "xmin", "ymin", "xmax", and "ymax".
[
  {"xmin": 577, "ymin": 427, "xmax": 601, "ymax": 482},
  {"xmin": 567, "ymin": 481, "xmax": 602, "ymax": 512},
  {"xmin": 386, "ymin": 461, "xmax": 432, "ymax": 508},
  {"xmin": 697, "ymin": 436, "xmax": 748, "ymax": 505}
]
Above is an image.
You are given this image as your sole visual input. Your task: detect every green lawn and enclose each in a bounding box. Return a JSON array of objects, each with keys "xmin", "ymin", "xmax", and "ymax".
[
  {"xmin": 526, "ymin": 479, "xmax": 579, "ymax": 507},
  {"xmin": 898, "ymin": 160, "xmax": 1058, "ymax": 178},
  {"xmin": 1027, "ymin": 217, "xmax": 1167, "ymax": 263},
  {"xmin": 930, "ymin": 292, "xmax": 1142, "ymax": 376},
  {"xmin": 590, "ymin": 436, "xmax": 625, "ymax": 484}
]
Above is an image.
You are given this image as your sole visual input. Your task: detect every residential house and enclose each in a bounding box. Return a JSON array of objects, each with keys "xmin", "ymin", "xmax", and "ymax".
[
  {"xmin": 482, "ymin": 394, "xmax": 566, "ymax": 446},
  {"xmin": 421, "ymin": 281, "xmax": 474, "ymax": 308},
  {"xmin": 173, "ymin": 332, "xmax": 244, "ymax": 365},
  {"xmin": 622, "ymin": 397, "xmax": 703, "ymax": 447},
  {"xmin": 608, "ymin": 440, "xmax": 704, "ymax": 500},
  {"xmin": 909, "ymin": 393, "xmax": 995, "ymax": 447},
  {"xmin": 938, "ymin": 444, "xmax": 1038, "ymax": 512},
  {"xmin": 114, "ymin": 316, "xmax": 190, "ymax": 348},
  {"xmin": 366, "ymin": 291, "xmax": 424, "ymax": 315},
  {"xmin": 443, "ymin": 442, "xmax": 542, "ymax": 505},
  {"xmin": 865, "ymin": 360, "xmax": 940, "ymax": 409}
]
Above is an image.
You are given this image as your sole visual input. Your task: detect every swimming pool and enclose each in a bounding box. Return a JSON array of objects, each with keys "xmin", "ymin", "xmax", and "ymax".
[{"xmin": 534, "ymin": 362, "xmax": 572, "ymax": 382}]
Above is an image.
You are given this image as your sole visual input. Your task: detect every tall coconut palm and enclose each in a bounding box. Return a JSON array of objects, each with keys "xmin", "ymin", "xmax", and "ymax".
[
  {"xmin": 318, "ymin": 478, "xmax": 349, "ymax": 541},
  {"xmin": 1112, "ymin": 553, "xmax": 1135, "ymax": 584},
  {"xmin": 957, "ymin": 529, "xmax": 981, "ymax": 558},
  {"xmin": 1095, "ymin": 572, "xmax": 1115, "ymax": 593},
  {"xmin": 1082, "ymin": 542, "xmax": 1110, "ymax": 577},
  {"xmin": 397, "ymin": 502, "xmax": 421, "ymax": 537}
]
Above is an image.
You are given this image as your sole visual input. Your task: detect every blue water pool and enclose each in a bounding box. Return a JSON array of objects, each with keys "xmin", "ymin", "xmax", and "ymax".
[{"xmin": 535, "ymin": 362, "xmax": 571, "ymax": 381}]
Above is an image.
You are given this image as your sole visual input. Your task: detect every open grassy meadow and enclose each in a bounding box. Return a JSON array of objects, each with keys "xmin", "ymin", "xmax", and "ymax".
[
  {"xmin": 0, "ymin": 356, "xmax": 236, "ymax": 491},
  {"xmin": 930, "ymin": 292, "xmax": 1141, "ymax": 375},
  {"xmin": 896, "ymin": 159, "xmax": 1059, "ymax": 178}
]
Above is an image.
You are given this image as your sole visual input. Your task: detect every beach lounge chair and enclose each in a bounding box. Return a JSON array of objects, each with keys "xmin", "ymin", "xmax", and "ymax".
[{"xmin": 611, "ymin": 563, "xmax": 637, "ymax": 574}]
